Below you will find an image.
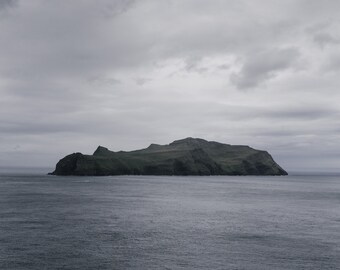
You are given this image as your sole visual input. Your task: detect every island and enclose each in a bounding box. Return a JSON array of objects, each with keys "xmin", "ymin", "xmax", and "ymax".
[{"xmin": 50, "ymin": 138, "xmax": 287, "ymax": 176}]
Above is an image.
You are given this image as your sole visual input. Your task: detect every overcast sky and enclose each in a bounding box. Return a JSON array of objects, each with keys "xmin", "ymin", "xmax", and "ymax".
[{"xmin": 1, "ymin": 0, "xmax": 340, "ymax": 172}]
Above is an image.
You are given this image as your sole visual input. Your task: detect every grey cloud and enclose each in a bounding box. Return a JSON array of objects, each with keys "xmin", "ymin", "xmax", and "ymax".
[
  {"xmin": 0, "ymin": 122, "xmax": 79, "ymax": 135},
  {"xmin": 0, "ymin": 0, "xmax": 340, "ymax": 172},
  {"xmin": 230, "ymin": 48, "xmax": 300, "ymax": 89},
  {"xmin": 0, "ymin": 1, "xmax": 303, "ymax": 85},
  {"xmin": 88, "ymin": 76, "xmax": 121, "ymax": 86},
  {"xmin": 135, "ymin": 77, "xmax": 152, "ymax": 86},
  {"xmin": 324, "ymin": 54, "xmax": 340, "ymax": 72},
  {"xmin": 313, "ymin": 32, "xmax": 340, "ymax": 48},
  {"xmin": 0, "ymin": 0, "xmax": 17, "ymax": 10},
  {"xmin": 99, "ymin": 0, "xmax": 136, "ymax": 18},
  {"xmin": 196, "ymin": 103, "xmax": 339, "ymax": 124},
  {"xmin": 305, "ymin": 20, "xmax": 340, "ymax": 50},
  {"xmin": 217, "ymin": 64, "xmax": 230, "ymax": 70},
  {"xmin": 264, "ymin": 107, "xmax": 338, "ymax": 120}
]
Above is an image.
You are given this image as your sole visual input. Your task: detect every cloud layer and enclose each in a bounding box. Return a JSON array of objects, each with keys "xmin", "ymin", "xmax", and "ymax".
[{"xmin": 1, "ymin": 0, "xmax": 340, "ymax": 172}]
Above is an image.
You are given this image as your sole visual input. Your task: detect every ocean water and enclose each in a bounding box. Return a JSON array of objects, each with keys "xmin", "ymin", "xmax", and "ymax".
[{"xmin": 0, "ymin": 173, "xmax": 339, "ymax": 270}]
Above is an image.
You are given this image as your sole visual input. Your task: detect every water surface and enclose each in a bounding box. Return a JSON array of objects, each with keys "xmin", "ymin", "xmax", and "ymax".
[{"xmin": 0, "ymin": 173, "xmax": 339, "ymax": 269}]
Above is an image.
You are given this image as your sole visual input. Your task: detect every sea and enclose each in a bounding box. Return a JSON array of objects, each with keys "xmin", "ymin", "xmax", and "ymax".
[{"xmin": 0, "ymin": 170, "xmax": 339, "ymax": 270}]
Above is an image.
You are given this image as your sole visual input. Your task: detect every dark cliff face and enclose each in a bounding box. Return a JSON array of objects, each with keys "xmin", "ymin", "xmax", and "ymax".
[
  {"xmin": 51, "ymin": 153, "xmax": 84, "ymax": 176},
  {"xmin": 50, "ymin": 138, "xmax": 288, "ymax": 176}
]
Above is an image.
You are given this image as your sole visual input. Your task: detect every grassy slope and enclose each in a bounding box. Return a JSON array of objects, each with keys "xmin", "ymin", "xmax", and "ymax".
[{"xmin": 52, "ymin": 138, "xmax": 287, "ymax": 175}]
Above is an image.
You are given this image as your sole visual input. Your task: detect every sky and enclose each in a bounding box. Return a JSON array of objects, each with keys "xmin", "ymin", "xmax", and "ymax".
[{"xmin": 0, "ymin": 0, "xmax": 340, "ymax": 172}]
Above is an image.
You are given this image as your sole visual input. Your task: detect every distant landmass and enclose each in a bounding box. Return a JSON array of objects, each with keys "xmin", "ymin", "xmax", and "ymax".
[{"xmin": 50, "ymin": 138, "xmax": 287, "ymax": 176}]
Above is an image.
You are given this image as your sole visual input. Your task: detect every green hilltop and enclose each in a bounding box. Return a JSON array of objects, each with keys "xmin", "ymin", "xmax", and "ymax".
[{"xmin": 50, "ymin": 137, "xmax": 288, "ymax": 176}]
